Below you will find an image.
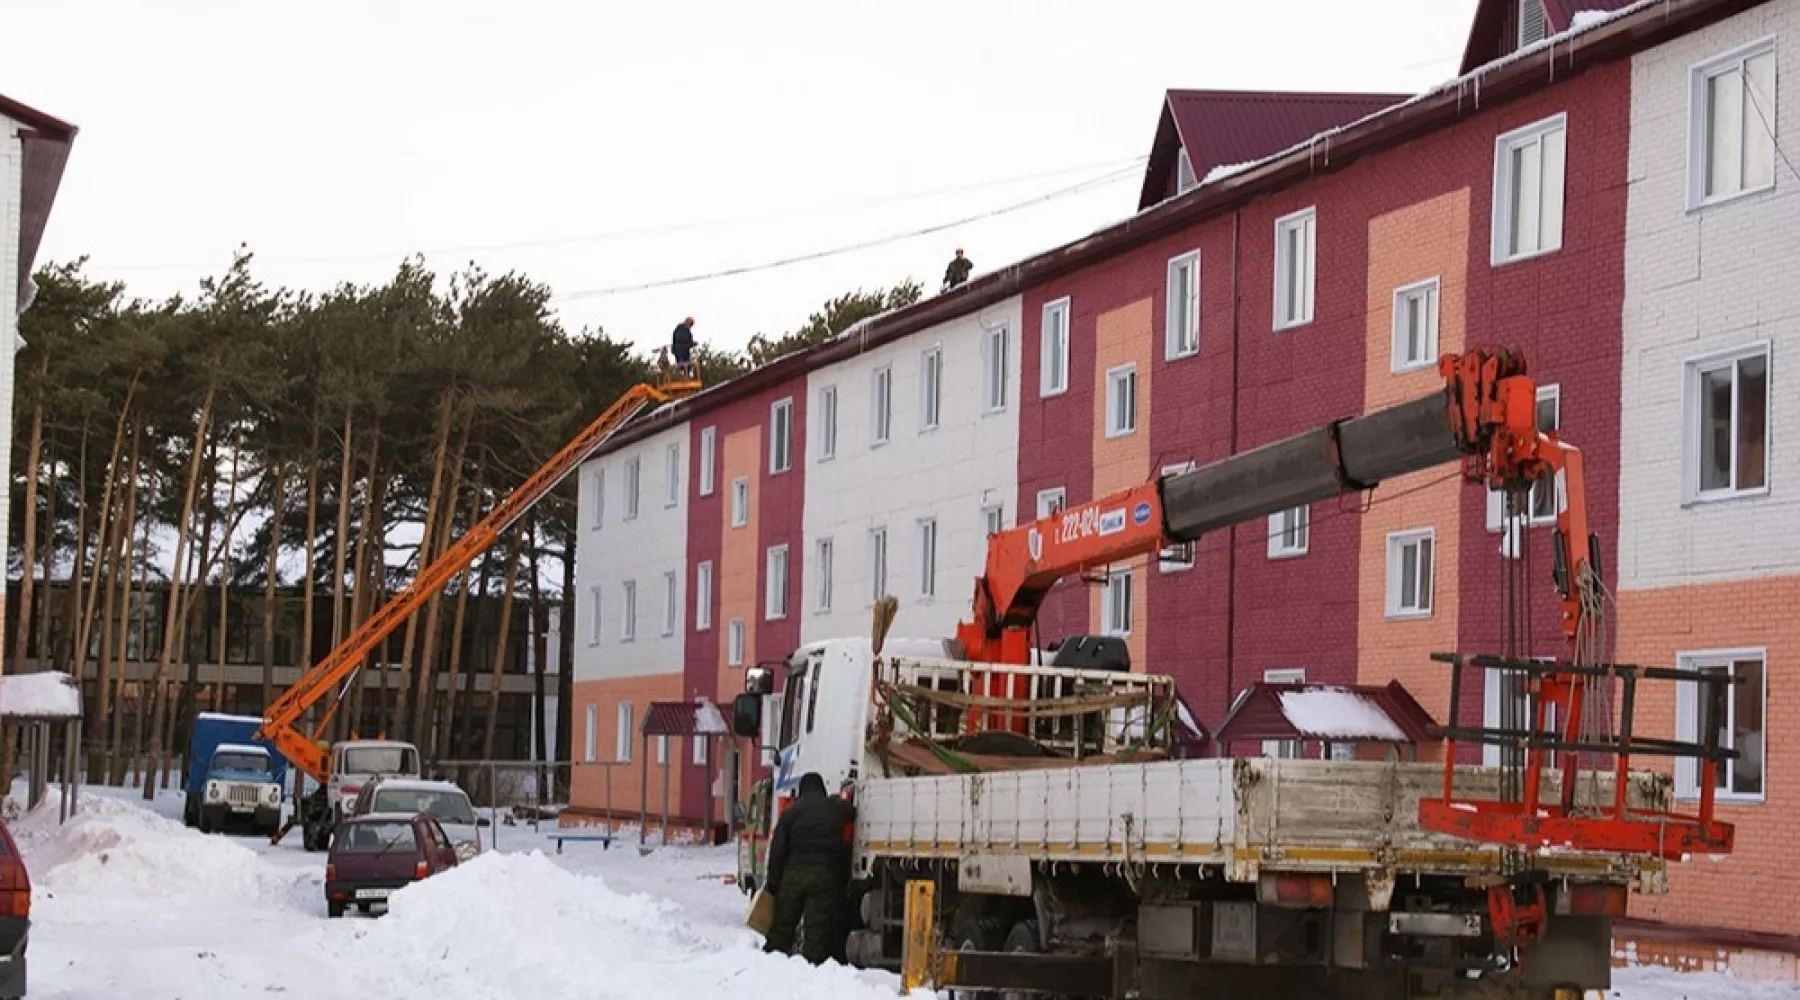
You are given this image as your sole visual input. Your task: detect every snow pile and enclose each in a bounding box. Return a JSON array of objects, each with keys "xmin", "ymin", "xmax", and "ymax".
[
  {"xmin": 351, "ymin": 851, "xmax": 927, "ymax": 1000},
  {"xmin": 1278, "ymin": 688, "xmax": 1407, "ymax": 741},
  {"xmin": 0, "ymin": 670, "xmax": 81, "ymax": 718}
]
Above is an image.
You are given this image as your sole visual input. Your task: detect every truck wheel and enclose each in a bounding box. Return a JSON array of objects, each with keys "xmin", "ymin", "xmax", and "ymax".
[
  {"xmin": 198, "ymin": 811, "xmax": 213, "ymax": 835},
  {"xmin": 183, "ymin": 799, "xmax": 197, "ymax": 828},
  {"xmin": 999, "ymin": 920, "xmax": 1042, "ymax": 1000}
]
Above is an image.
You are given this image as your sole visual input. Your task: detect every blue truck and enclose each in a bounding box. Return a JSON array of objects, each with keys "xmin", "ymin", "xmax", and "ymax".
[{"xmin": 184, "ymin": 712, "xmax": 289, "ymax": 835}]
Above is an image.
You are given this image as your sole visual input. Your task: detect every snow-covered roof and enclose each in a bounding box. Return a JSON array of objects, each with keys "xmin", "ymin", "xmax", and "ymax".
[
  {"xmin": 1277, "ymin": 689, "xmax": 1407, "ymax": 741},
  {"xmin": 1214, "ymin": 680, "xmax": 1438, "ymax": 746},
  {"xmin": 196, "ymin": 712, "xmax": 266, "ymax": 725},
  {"xmin": 0, "ymin": 671, "xmax": 81, "ymax": 719},
  {"xmin": 214, "ymin": 743, "xmax": 271, "ymax": 757}
]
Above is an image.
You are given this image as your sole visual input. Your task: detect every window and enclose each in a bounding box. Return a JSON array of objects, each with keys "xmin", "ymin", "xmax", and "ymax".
[
  {"xmin": 1690, "ymin": 39, "xmax": 1777, "ymax": 207},
  {"xmin": 1041, "ymin": 298, "xmax": 1070, "ymax": 397},
  {"xmin": 584, "ymin": 704, "xmax": 598, "ymax": 762},
  {"xmin": 695, "ymin": 561, "xmax": 713, "ymax": 630},
  {"xmin": 692, "ymin": 732, "xmax": 709, "ymax": 766},
  {"xmin": 731, "ymin": 477, "xmax": 749, "ymax": 527},
  {"xmin": 1391, "ymin": 278, "xmax": 1440, "ymax": 372},
  {"xmin": 1166, "ymin": 252, "xmax": 1200, "ymax": 359},
  {"xmin": 818, "ymin": 385, "xmax": 838, "ymax": 461},
  {"xmin": 1386, "ymin": 529, "xmax": 1435, "ymax": 619},
  {"xmin": 1274, "ymin": 207, "xmax": 1316, "ymax": 329},
  {"xmin": 590, "ymin": 468, "xmax": 605, "ymax": 529},
  {"xmin": 620, "ymin": 580, "xmax": 637, "ymax": 641},
  {"xmin": 1036, "ymin": 488, "xmax": 1066, "ymax": 519},
  {"xmin": 1104, "ymin": 364, "xmax": 1138, "ymax": 438},
  {"xmin": 662, "ymin": 570, "xmax": 677, "ymax": 636},
  {"xmin": 698, "ymin": 426, "xmax": 716, "ymax": 496},
  {"xmin": 1176, "ymin": 146, "xmax": 1198, "ymax": 193},
  {"xmin": 770, "ymin": 398, "xmax": 793, "ymax": 474},
  {"xmin": 759, "ymin": 694, "xmax": 780, "ymax": 766},
  {"xmin": 815, "ymin": 538, "xmax": 834, "ymax": 613},
  {"xmin": 916, "ymin": 518, "xmax": 938, "ymax": 599},
  {"xmin": 765, "ymin": 545, "xmax": 789, "ymax": 620},
  {"xmin": 1101, "ymin": 568, "xmax": 1133, "ymax": 636},
  {"xmin": 1159, "ymin": 463, "xmax": 1196, "ymax": 571},
  {"xmin": 623, "ymin": 457, "xmax": 641, "ymax": 519},
  {"xmin": 1675, "ymin": 649, "xmax": 1766, "ymax": 800},
  {"xmin": 1687, "ymin": 343, "xmax": 1770, "ymax": 501},
  {"xmin": 982, "ymin": 324, "xmax": 1008, "ymax": 412},
  {"xmin": 982, "ymin": 504, "xmax": 1005, "ymax": 540},
  {"xmin": 616, "ymin": 702, "xmax": 634, "ymax": 762},
  {"xmin": 871, "ymin": 364, "xmax": 892, "ymax": 445},
  {"xmin": 1487, "ymin": 384, "xmax": 1562, "ymax": 530},
  {"xmin": 1262, "ymin": 668, "xmax": 1307, "ymax": 758},
  {"xmin": 1492, "ymin": 114, "xmax": 1566, "ymax": 264},
  {"xmin": 1268, "ymin": 505, "xmax": 1310, "ymax": 559},
  {"xmin": 918, "ymin": 347, "xmax": 943, "ymax": 430},
  {"xmin": 727, "ymin": 619, "xmax": 746, "ymax": 667},
  {"xmin": 587, "ymin": 586, "xmax": 602, "ymax": 645},
  {"xmin": 1483, "ymin": 658, "xmax": 1561, "ymax": 769},
  {"xmin": 870, "ymin": 527, "xmax": 888, "ymax": 602},
  {"xmin": 665, "ymin": 443, "xmax": 681, "ymax": 507},
  {"xmin": 1517, "ymin": 0, "xmax": 1547, "ymax": 47}
]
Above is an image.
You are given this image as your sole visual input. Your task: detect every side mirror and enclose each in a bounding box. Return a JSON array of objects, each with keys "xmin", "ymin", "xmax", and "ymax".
[
  {"xmin": 732, "ymin": 693, "xmax": 762, "ymax": 739},
  {"xmin": 477, "ymin": 817, "xmax": 491, "ymax": 828}
]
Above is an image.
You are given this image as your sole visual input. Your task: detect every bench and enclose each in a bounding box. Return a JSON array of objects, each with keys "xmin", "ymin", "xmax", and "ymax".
[{"xmin": 547, "ymin": 830, "xmax": 614, "ymax": 854}]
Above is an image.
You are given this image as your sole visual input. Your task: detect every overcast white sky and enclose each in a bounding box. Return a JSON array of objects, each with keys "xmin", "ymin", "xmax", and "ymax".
[{"xmin": 7, "ymin": 0, "xmax": 1480, "ymax": 356}]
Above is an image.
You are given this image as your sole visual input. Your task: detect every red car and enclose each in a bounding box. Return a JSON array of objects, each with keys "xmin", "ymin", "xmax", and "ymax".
[
  {"xmin": 324, "ymin": 813, "xmax": 459, "ymax": 918},
  {"xmin": 0, "ymin": 821, "xmax": 28, "ymax": 997}
]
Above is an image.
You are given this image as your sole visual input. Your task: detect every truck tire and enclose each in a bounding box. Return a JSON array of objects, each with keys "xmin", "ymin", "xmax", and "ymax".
[{"xmin": 183, "ymin": 799, "xmax": 198, "ymax": 828}]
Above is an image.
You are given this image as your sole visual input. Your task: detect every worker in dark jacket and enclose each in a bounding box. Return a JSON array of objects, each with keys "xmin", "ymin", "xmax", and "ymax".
[
  {"xmin": 671, "ymin": 316, "xmax": 696, "ymax": 378},
  {"xmin": 942, "ymin": 248, "xmax": 972, "ymax": 292},
  {"xmin": 762, "ymin": 772, "xmax": 857, "ymax": 964}
]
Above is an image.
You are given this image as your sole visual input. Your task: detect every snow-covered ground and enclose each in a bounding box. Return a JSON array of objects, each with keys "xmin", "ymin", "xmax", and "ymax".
[{"xmin": 4, "ymin": 783, "xmax": 1794, "ymax": 999}]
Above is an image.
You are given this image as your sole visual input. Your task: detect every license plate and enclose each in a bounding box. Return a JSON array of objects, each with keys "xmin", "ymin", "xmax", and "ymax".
[
  {"xmin": 355, "ymin": 888, "xmax": 393, "ymax": 901},
  {"xmin": 229, "ymin": 803, "xmax": 255, "ymax": 813}
]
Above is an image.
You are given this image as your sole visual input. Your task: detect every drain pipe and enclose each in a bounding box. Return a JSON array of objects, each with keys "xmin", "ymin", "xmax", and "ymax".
[{"xmin": 1222, "ymin": 207, "xmax": 1242, "ymax": 745}]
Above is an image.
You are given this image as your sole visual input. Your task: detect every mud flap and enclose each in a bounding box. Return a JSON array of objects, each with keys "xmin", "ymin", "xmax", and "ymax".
[{"xmin": 1518, "ymin": 915, "xmax": 1610, "ymax": 993}]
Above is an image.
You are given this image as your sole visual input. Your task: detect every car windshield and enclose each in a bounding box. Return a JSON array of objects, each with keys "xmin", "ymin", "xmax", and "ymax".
[
  {"xmin": 342, "ymin": 747, "xmax": 417, "ymax": 775},
  {"xmin": 213, "ymin": 751, "xmax": 270, "ymax": 773},
  {"xmin": 337, "ymin": 821, "xmax": 418, "ymax": 854},
  {"xmin": 374, "ymin": 788, "xmax": 475, "ymax": 825}
]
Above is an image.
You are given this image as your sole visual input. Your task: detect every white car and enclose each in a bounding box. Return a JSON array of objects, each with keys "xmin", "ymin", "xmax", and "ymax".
[{"xmin": 350, "ymin": 777, "xmax": 487, "ymax": 861}]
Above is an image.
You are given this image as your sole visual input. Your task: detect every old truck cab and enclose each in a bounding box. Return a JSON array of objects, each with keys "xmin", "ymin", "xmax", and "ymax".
[{"xmin": 185, "ymin": 712, "xmax": 288, "ymax": 835}]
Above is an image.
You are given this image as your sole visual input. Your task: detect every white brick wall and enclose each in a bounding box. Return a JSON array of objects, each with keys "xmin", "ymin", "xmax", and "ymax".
[
  {"xmin": 1621, "ymin": 1, "xmax": 1800, "ymax": 589},
  {"xmin": 0, "ymin": 116, "xmax": 23, "ymax": 612},
  {"xmin": 572, "ymin": 421, "xmax": 689, "ymax": 681},
  {"xmin": 800, "ymin": 297, "xmax": 1022, "ymax": 642}
]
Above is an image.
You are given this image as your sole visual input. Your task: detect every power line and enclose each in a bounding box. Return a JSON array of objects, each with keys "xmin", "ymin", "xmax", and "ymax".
[
  {"xmin": 549, "ymin": 162, "xmax": 1143, "ymax": 301},
  {"xmin": 93, "ymin": 154, "xmax": 1149, "ymax": 273}
]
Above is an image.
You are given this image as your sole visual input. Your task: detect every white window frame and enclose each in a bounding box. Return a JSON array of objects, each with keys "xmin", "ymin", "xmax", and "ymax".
[
  {"xmin": 1391, "ymin": 277, "xmax": 1441, "ymax": 373},
  {"xmin": 1101, "ymin": 567, "xmax": 1133, "ymax": 637},
  {"xmin": 1268, "ymin": 505, "xmax": 1310, "ymax": 559},
  {"xmin": 1385, "ymin": 528, "xmax": 1435, "ymax": 620},
  {"xmin": 587, "ymin": 585, "xmax": 603, "ymax": 645},
  {"xmin": 1491, "ymin": 113, "xmax": 1567, "ymax": 265},
  {"xmin": 731, "ymin": 476, "xmax": 750, "ymax": 527},
  {"xmin": 765, "ymin": 544, "xmax": 789, "ymax": 621},
  {"xmin": 1262, "ymin": 668, "xmax": 1307, "ymax": 758},
  {"xmin": 664, "ymin": 443, "xmax": 681, "ymax": 507},
  {"xmin": 982, "ymin": 323, "xmax": 1009, "ymax": 413},
  {"xmin": 616, "ymin": 702, "xmax": 634, "ymax": 762},
  {"xmin": 1158, "ymin": 463, "xmax": 1196, "ymax": 572},
  {"xmin": 916, "ymin": 517, "xmax": 938, "ymax": 599},
  {"xmin": 1674, "ymin": 647, "xmax": 1767, "ymax": 803},
  {"xmin": 817, "ymin": 384, "xmax": 838, "ymax": 462},
  {"xmin": 1487, "ymin": 383, "xmax": 1563, "ymax": 531},
  {"xmin": 919, "ymin": 346, "xmax": 943, "ymax": 431},
  {"xmin": 698, "ymin": 426, "xmax": 716, "ymax": 496},
  {"xmin": 662, "ymin": 570, "xmax": 678, "ymax": 636},
  {"xmin": 620, "ymin": 580, "xmax": 637, "ymax": 642},
  {"xmin": 1176, "ymin": 146, "xmax": 1198, "ymax": 194},
  {"xmin": 623, "ymin": 456, "xmax": 641, "ymax": 520},
  {"xmin": 1036, "ymin": 488, "xmax": 1066, "ymax": 520},
  {"xmin": 1166, "ymin": 251, "xmax": 1201, "ymax": 359},
  {"xmin": 727, "ymin": 619, "xmax": 746, "ymax": 667},
  {"xmin": 815, "ymin": 537, "xmax": 834, "ymax": 613},
  {"xmin": 759, "ymin": 694, "xmax": 780, "ymax": 766},
  {"xmin": 1688, "ymin": 37, "xmax": 1779, "ymax": 211},
  {"xmin": 869, "ymin": 527, "xmax": 888, "ymax": 603},
  {"xmin": 1273, "ymin": 207, "xmax": 1317, "ymax": 330},
  {"xmin": 584, "ymin": 703, "xmax": 598, "ymax": 762},
  {"xmin": 982, "ymin": 503, "xmax": 1005, "ymax": 541},
  {"xmin": 655, "ymin": 734, "xmax": 668, "ymax": 765},
  {"xmin": 769, "ymin": 397, "xmax": 794, "ymax": 474},
  {"xmin": 1104, "ymin": 363, "xmax": 1138, "ymax": 439},
  {"xmin": 1683, "ymin": 340, "xmax": 1772, "ymax": 504},
  {"xmin": 871, "ymin": 363, "xmax": 893, "ymax": 446},
  {"xmin": 692, "ymin": 732, "xmax": 709, "ymax": 766},
  {"xmin": 590, "ymin": 468, "xmax": 605, "ymax": 530},
  {"xmin": 1040, "ymin": 297, "xmax": 1070, "ymax": 397},
  {"xmin": 695, "ymin": 561, "xmax": 713, "ymax": 631}
]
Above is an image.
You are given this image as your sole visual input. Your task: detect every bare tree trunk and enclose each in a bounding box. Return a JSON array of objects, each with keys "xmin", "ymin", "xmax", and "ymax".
[
  {"xmin": 98, "ymin": 425, "xmax": 141, "ymax": 783},
  {"xmin": 62, "ymin": 428, "xmax": 90, "ymax": 676},
  {"xmin": 214, "ymin": 431, "xmax": 244, "ymax": 707},
  {"xmin": 432, "ymin": 449, "xmax": 484, "ymax": 762},
  {"xmin": 71, "ymin": 377, "xmax": 138, "ymax": 706},
  {"xmin": 262, "ymin": 462, "xmax": 285, "ymax": 712},
  {"xmin": 9, "ymin": 353, "xmax": 50, "ymax": 678},
  {"xmin": 164, "ymin": 446, "xmax": 220, "ymax": 793},
  {"xmin": 142, "ymin": 383, "xmax": 216, "ymax": 801},
  {"xmin": 35, "ymin": 433, "xmax": 59, "ymax": 676},
  {"xmin": 480, "ymin": 535, "xmax": 520, "ymax": 771},
  {"xmin": 345, "ymin": 428, "xmax": 382, "ymax": 737},
  {"xmin": 327, "ymin": 409, "xmax": 355, "ymax": 743},
  {"xmin": 302, "ymin": 417, "xmax": 320, "ymax": 684},
  {"xmin": 395, "ymin": 389, "xmax": 457, "ymax": 743},
  {"xmin": 109, "ymin": 513, "xmax": 150, "ymax": 786}
]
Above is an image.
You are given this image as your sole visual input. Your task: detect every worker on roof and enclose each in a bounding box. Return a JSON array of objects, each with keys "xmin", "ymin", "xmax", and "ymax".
[
  {"xmin": 671, "ymin": 316, "xmax": 696, "ymax": 379},
  {"xmin": 761, "ymin": 772, "xmax": 857, "ymax": 965},
  {"xmin": 942, "ymin": 248, "xmax": 972, "ymax": 292}
]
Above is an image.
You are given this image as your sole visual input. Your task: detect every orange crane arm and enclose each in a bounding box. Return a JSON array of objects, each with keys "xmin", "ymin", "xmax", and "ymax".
[{"xmin": 257, "ymin": 369, "xmax": 702, "ymax": 782}]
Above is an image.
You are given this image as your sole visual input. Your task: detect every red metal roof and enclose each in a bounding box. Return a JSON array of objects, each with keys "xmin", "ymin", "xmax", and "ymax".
[
  {"xmin": 1138, "ymin": 89, "xmax": 1408, "ymax": 210},
  {"xmin": 0, "ymin": 93, "xmax": 77, "ymax": 309},
  {"xmin": 1213, "ymin": 680, "xmax": 1439, "ymax": 746},
  {"xmin": 1460, "ymin": 0, "xmax": 1642, "ymax": 73},
  {"xmin": 641, "ymin": 700, "xmax": 728, "ymax": 737}
]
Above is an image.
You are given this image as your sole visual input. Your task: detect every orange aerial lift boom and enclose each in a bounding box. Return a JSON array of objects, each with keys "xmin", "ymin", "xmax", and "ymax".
[{"xmin": 256, "ymin": 362, "xmax": 703, "ymax": 783}]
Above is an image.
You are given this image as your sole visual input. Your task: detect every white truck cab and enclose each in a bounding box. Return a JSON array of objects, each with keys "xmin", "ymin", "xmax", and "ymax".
[{"xmin": 328, "ymin": 739, "xmax": 421, "ymax": 820}]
